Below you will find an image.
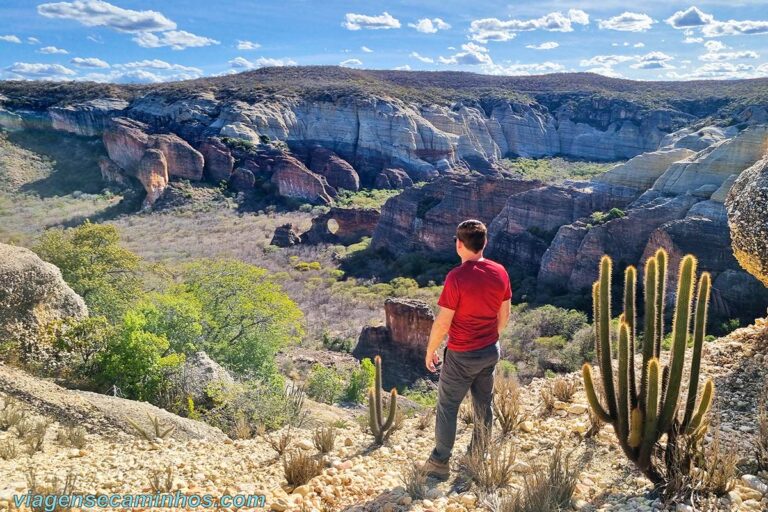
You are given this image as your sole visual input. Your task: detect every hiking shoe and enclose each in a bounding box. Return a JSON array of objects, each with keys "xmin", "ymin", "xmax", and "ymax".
[{"xmin": 421, "ymin": 457, "xmax": 450, "ymax": 480}]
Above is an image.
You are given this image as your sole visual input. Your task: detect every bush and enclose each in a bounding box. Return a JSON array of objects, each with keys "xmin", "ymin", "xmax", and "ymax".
[
  {"xmin": 34, "ymin": 222, "xmax": 141, "ymax": 321},
  {"xmin": 500, "ymin": 443, "xmax": 578, "ymax": 512},
  {"xmin": 494, "ymin": 375, "xmax": 525, "ymax": 436},
  {"xmin": 344, "ymin": 358, "xmax": 375, "ymax": 403},
  {"xmin": 283, "ymin": 451, "xmax": 323, "ymax": 487},
  {"xmin": 312, "ymin": 426, "xmax": 336, "ymax": 454},
  {"xmin": 306, "ymin": 364, "xmax": 344, "ymax": 404}
]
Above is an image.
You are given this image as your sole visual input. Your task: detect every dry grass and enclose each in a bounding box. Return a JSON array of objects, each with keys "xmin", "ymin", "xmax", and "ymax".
[
  {"xmin": 312, "ymin": 426, "xmax": 336, "ymax": 454},
  {"xmin": 23, "ymin": 420, "xmax": 49, "ymax": 454},
  {"xmin": 699, "ymin": 430, "xmax": 738, "ymax": 496},
  {"xmin": 551, "ymin": 376, "xmax": 578, "ymax": 403},
  {"xmin": 127, "ymin": 414, "xmax": 175, "ymax": 441},
  {"xmin": 148, "ymin": 466, "xmax": 175, "ymax": 493},
  {"xmin": 461, "ymin": 429, "xmax": 517, "ymax": 492},
  {"xmin": 539, "ymin": 385, "xmax": 556, "ymax": 416},
  {"xmin": 494, "ymin": 375, "xmax": 525, "ymax": 436},
  {"xmin": 459, "ymin": 401, "xmax": 474, "ymax": 427},
  {"xmin": 416, "ymin": 408, "xmax": 435, "ymax": 431},
  {"xmin": 56, "ymin": 425, "xmax": 87, "ymax": 449},
  {"xmin": 0, "ymin": 402, "xmax": 26, "ymax": 431},
  {"xmin": 283, "ymin": 450, "xmax": 324, "ymax": 487},
  {"xmin": 498, "ymin": 443, "xmax": 579, "ymax": 512},
  {"xmin": 400, "ymin": 462, "xmax": 427, "ymax": 500},
  {"xmin": 14, "ymin": 418, "xmax": 32, "ymax": 438},
  {"xmin": 233, "ymin": 415, "xmax": 252, "ymax": 440},
  {"xmin": 268, "ymin": 428, "xmax": 293, "ymax": 456},
  {"xmin": 0, "ymin": 439, "xmax": 18, "ymax": 460},
  {"xmin": 26, "ymin": 470, "xmax": 77, "ymax": 512}
]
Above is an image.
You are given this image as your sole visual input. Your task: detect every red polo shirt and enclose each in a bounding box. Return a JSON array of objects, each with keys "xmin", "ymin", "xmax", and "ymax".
[{"xmin": 437, "ymin": 258, "xmax": 512, "ymax": 351}]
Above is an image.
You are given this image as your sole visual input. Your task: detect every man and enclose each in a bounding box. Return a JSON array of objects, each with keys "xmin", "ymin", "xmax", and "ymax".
[{"xmin": 422, "ymin": 219, "xmax": 512, "ymax": 480}]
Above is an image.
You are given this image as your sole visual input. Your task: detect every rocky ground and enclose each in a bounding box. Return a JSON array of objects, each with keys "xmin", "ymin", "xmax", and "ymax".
[{"xmin": 1, "ymin": 320, "xmax": 767, "ymax": 512}]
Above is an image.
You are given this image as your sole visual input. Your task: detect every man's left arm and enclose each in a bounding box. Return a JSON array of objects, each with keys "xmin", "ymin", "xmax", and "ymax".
[
  {"xmin": 425, "ymin": 307, "xmax": 454, "ymax": 372},
  {"xmin": 498, "ymin": 299, "xmax": 511, "ymax": 335}
]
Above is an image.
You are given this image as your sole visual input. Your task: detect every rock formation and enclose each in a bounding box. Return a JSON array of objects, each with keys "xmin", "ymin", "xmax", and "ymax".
[
  {"xmin": 372, "ymin": 175, "xmax": 540, "ymax": 256},
  {"xmin": 353, "ymin": 298, "xmax": 434, "ymax": 388},
  {"xmin": 270, "ymin": 223, "xmax": 303, "ymax": 247},
  {"xmin": 270, "ymin": 154, "xmax": 336, "ymax": 204},
  {"xmin": 135, "ymin": 149, "xmax": 169, "ymax": 209},
  {"xmin": 49, "ymin": 98, "xmax": 129, "ymax": 136},
  {"xmin": 726, "ymin": 154, "xmax": 768, "ymax": 287},
  {"xmin": 374, "ymin": 168, "xmax": 413, "ymax": 189},
  {"xmin": 309, "ymin": 147, "xmax": 360, "ymax": 191},
  {"xmin": 199, "ymin": 138, "xmax": 235, "ymax": 183},
  {"xmin": 176, "ymin": 351, "xmax": 234, "ymax": 407},
  {"xmin": 301, "ymin": 207, "xmax": 379, "ymax": 245},
  {"xmin": 0, "ymin": 243, "xmax": 87, "ymax": 347}
]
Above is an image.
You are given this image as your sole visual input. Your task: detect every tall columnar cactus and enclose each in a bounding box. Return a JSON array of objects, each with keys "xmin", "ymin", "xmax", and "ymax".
[
  {"xmin": 582, "ymin": 249, "xmax": 714, "ymax": 485},
  {"xmin": 368, "ymin": 355, "xmax": 398, "ymax": 445}
]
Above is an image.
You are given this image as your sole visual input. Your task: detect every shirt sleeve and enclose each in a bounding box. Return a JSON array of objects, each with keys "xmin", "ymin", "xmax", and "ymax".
[
  {"xmin": 437, "ymin": 271, "xmax": 459, "ymax": 310},
  {"xmin": 503, "ymin": 270, "xmax": 512, "ymax": 301}
]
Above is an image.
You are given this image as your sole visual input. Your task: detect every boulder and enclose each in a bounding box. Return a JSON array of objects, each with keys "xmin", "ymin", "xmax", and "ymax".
[
  {"xmin": 371, "ymin": 175, "xmax": 539, "ymax": 257},
  {"xmin": 176, "ymin": 352, "xmax": 234, "ymax": 406},
  {"xmin": 309, "ymin": 147, "xmax": 360, "ymax": 191},
  {"xmin": 151, "ymin": 134, "xmax": 204, "ymax": 181},
  {"xmin": 726, "ymin": 154, "xmax": 768, "ymax": 287},
  {"xmin": 660, "ymin": 125, "xmax": 735, "ymax": 152},
  {"xmin": 229, "ymin": 167, "xmax": 256, "ymax": 191},
  {"xmin": 200, "ymin": 138, "xmax": 235, "ymax": 183},
  {"xmin": 0, "ymin": 243, "xmax": 87, "ymax": 348},
  {"xmin": 384, "ymin": 298, "xmax": 434, "ymax": 356},
  {"xmin": 270, "ymin": 155, "xmax": 336, "ymax": 204},
  {"xmin": 374, "ymin": 168, "xmax": 413, "ymax": 189},
  {"xmin": 301, "ymin": 207, "xmax": 379, "ymax": 245},
  {"xmin": 270, "ymin": 223, "xmax": 303, "ymax": 247},
  {"xmin": 596, "ymin": 148, "xmax": 695, "ymax": 190},
  {"xmin": 135, "ymin": 149, "xmax": 169, "ymax": 208}
]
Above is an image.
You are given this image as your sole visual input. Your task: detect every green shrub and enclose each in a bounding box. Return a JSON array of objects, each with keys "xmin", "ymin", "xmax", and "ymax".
[
  {"xmin": 306, "ymin": 364, "xmax": 344, "ymax": 404},
  {"xmin": 344, "ymin": 358, "xmax": 375, "ymax": 403}
]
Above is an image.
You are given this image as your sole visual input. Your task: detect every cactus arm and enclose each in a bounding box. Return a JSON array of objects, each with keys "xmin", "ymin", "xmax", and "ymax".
[
  {"xmin": 368, "ymin": 389, "xmax": 382, "ymax": 441},
  {"xmin": 640, "ymin": 257, "xmax": 657, "ymax": 411},
  {"xmin": 686, "ymin": 379, "xmax": 714, "ymax": 435},
  {"xmin": 617, "ymin": 322, "xmax": 630, "ymax": 442},
  {"xmin": 628, "ymin": 407, "xmax": 642, "ymax": 448},
  {"xmin": 382, "ymin": 389, "xmax": 398, "ymax": 431},
  {"xmin": 593, "ymin": 282, "xmax": 602, "ymax": 364},
  {"xmin": 654, "ymin": 249, "xmax": 667, "ymax": 359},
  {"xmin": 657, "ymin": 255, "xmax": 696, "ymax": 435},
  {"xmin": 582, "ymin": 364, "xmax": 612, "ymax": 422},
  {"xmin": 683, "ymin": 272, "xmax": 710, "ymax": 430},
  {"xmin": 598, "ymin": 256, "xmax": 618, "ymax": 421},
  {"xmin": 639, "ymin": 358, "xmax": 660, "ymax": 469},
  {"xmin": 374, "ymin": 356, "xmax": 383, "ymax": 427},
  {"xmin": 624, "ymin": 266, "xmax": 638, "ymax": 409}
]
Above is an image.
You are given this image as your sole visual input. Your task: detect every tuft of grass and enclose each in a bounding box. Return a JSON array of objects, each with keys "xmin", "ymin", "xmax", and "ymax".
[
  {"xmin": 461, "ymin": 429, "xmax": 516, "ymax": 492},
  {"xmin": 14, "ymin": 418, "xmax": 33, "ymax": 438},
  {"xmin": 312, "ymin": 426, "xmax": 336, "ymax": 454},
  {"xmin": 494, "ymin": 375, "xmax": 525, "ymax": 436},
  {"xmin": 127, "ymin": 414, "xmax": 175, "ymax": 441},
  {"xmin": 56, "ymin": 425, "xmax": 87, "ymax": 449},
  {"xmin": 400, "ymin": 462, "xmax": 427, "ymax": 500},
  {"xmin": 0, "ymin": 439, "xmax": 18, "ymax": 460},
  {"xmin": 499, "ymin": 443, "xmax": 579, "ymax": 512},
  {"xmin": 700, "ymin": 430, "xmax": 738, "ymax": 496},
  {"xmin": 416, "ymin": 408, "xmax": 435, "ymax": 431},
  {"xmin": 539, "ymin": 385, "xmax": 556, "ymax": 416},
  {"xmin": 0, "ymin": 403, "xmax": 26, "ymax": 431},
  {"xmin": 233, "ymin": 415, "xmax": 252, "ymax": 440},
  {"xmin": 267, "ymin": 428, "xmax": 293, "ymax": 456},
  {"xmin": 24, "ymin": 420, "xmax": 49, "ymax": 455},
  {"xmin": 148, "ymin": 466, "xmax": 175, "ymax": 493},
  {"xmin": 459, "ymin": 401, "xmax": 474, "ymax": 427},
  {"xmin": 550, "ymin": 376, "xmax": 577, "ymax": 403},
  {"xmin": 26, "ymin": 470, "xmax": 77, "ymax": 512},
  {"xmin": 283, "ymin": 450, "xmax": 324, "ymax": 487}
]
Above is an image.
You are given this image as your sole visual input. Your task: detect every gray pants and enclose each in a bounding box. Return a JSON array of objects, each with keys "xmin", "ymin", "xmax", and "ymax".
[{"xmin": 431, "ymin": 341, "xmax": 500, "ymax": 463}]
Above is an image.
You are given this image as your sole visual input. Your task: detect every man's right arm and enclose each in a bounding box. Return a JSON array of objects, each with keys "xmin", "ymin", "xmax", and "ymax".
[{"xmin": 498, "ymin": 299, "xmax": 511, "ymax": 335}]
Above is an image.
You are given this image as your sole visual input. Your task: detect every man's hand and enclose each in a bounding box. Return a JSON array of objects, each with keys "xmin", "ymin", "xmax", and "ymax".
[{"xmin": 425, "ymin": 350, "xmax": 440, "ymax": 372}]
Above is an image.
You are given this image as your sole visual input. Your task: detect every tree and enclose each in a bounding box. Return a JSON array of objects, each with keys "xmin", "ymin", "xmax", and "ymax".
[
  {"xmin": 34, "ymin": 222, "xmax": 142, "ymax": 320},
  {"xmin": 135, "ymin": 292, "xmax": 203, "ymax": 355},
  {"xmin": 182, "ymin": 259, "xmax": 304, "ymax": 378}
]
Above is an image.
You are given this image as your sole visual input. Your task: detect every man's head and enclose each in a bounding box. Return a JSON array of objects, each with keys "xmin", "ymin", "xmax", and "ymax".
[{"xmin": 455, "ymin": 219, "xmax": 487, "ymax": 258}]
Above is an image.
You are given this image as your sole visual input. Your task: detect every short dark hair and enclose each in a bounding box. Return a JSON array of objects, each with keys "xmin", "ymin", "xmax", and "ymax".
[{"xmin": 456, "ymin": 219, "xmax": 487, "ymax": 253}]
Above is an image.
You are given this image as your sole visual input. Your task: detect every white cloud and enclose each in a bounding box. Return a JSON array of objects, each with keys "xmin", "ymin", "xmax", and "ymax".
[
  {"xmin": 666, "ymin": 7, "xmax": 714, "ymax": 29},
  {"xmin": 700, "ymin": 50, "xmax": 759, "ymax": 62},
  {"xmin": 228, "ymin": 56, "xmax": 297, "ymax": 69},
  {"xmin": 361, "ymin": 46, "xmax": 373, "ymax": 53},
  {"xmin": 469, "ymin": 10, "xmax": 588, "ymax": 43},
  {"xmin": 704, "ymin": 40, "xmax": 726, "ymax": 52},
  {"xmin": 631, "ymin": 51, "xmax": 674, "ymax": 69},
  {"xmin": 410, "ymin": 51, "xmax": 434, "ymax": 63},
  {"xmin": 526, "ymin": 41, "xmax": 559, "ymax": 50},
  {"xmin": 683, "ymin": 36, "xmax": 704, "ymax": 44},
  {"xmin": 132, "ymin": 30, "xmax": 219, "ymax": 50},
  {"xmin": 394, "ymin": 64, "xmax": 411, "ymax": 71},
  {"xmin": 37, "ymin": 0, "xmax": 176, "ymax": 33},
  {"xmin": 86, "ymin": 34, "xmax": 103, "ymax": 43},
  {"xmin": 579, "ymin": 54, "xmax": 634, "ymax": 67},
  {"xmin": 586, "ymin": 67, "xmax": 624, "ymax": 78},
  {"xmin": 0, "ymin": 35, "xmax": 22, "ymax": 44},
  {"xmin": 703, "ymin": 19, "xmax": 768, "ymax": 37},
  {"xmin": 39, "ymin": 46, "xmax": 69, "ymax": 54},
  {"xmin": 668, "ymin": 62, "xmax": 758, "ymax": 80},
  {"xmin": 78, "ymin": 68, "xmax": 200, "ymax": 83},
  {"xmin": 4, "ymin": 62, "xmax": 76, "ymax": 79},
  {"xmin": 633, "ymin": 42, "xmax": 645, "ymax": 48},
  {"xmin": 340, "ymin": 58, "xmax": 363, "ymax": 67},
  {"xmin": 236, "ymin": 40, "xmax": 260, "ymax": 50},
  {"xmin": 343, "ymin": 12, "xmax": 400, "ymax": 31},
  {"xmin": 115, "ymin": 59, "xmax": 201, "ymax": 73},
  {"xmin": 408, "ymin": 18, "xmax": 450, "ymax": 34},
  {"xmin": 598, "ymin": 12, "xmax": 655, "ymax": 32},
  {"xmin": 27, "ymin": 37, "xmax": 41, "ymax": 44},
  {"xmin": 70, "ymin": 56, "xmax": 110, "ymax": 68},
  {"xmin": 438, "ymin": 43, "xmax": 492, "ymax": 65},
  {"xmin": 485, "ymin": 61, "xmax": 565, "ymax": 76}
]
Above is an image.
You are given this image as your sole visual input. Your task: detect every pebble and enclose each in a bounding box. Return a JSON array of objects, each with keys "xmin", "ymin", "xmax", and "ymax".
[
  {"xmin": 567, "ymin": 403, "xmax": 587, "ymax": 415},
  {"xmin": 520, "ymin": 420, "xmax": 534, "ymax": 433},
  {"xmin": 742, "ymin": 474, "xmax": 768, "ymax": 495}
]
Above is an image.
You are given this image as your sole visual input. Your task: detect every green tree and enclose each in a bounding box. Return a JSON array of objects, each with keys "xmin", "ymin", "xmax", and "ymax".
[
  {"xmin": 34, "ymin": 222, "xmax": 142, "ymax": 320},
  {"xmin": 345, "ymin": 358, "xmax": 375, "ymax": 403},
  {"xmin": 98, "ymin": 310, "xmax": 184, "ymax": 401},
  {"xmin": 135, "ymin": 292, "xmax": 203, "ymax": 355},
  {"xmin": 306, "ymin": 364, "xmax": 344, "ymax": 404},
  {"xmin": 182, "ymin": 259, "xmax": 304, "ymax": 378},
  {"xmin": 47, "ymin": 316, "xmax": 114, "ymax": 377}
]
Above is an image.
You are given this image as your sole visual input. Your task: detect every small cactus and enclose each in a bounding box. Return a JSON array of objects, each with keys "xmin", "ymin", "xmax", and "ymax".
[
  {"xmin": 582, "ymin": 250, "xmax": 714, "ymax": 485},
  {"xmin": 368, "ymin": 355, "xmax": 398, "ymax": 445}
]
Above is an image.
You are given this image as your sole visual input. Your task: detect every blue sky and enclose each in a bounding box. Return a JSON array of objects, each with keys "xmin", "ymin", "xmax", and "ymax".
[{"xmin": 1, "ymin": 1, "xmax": 768, "ymax": 82}]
